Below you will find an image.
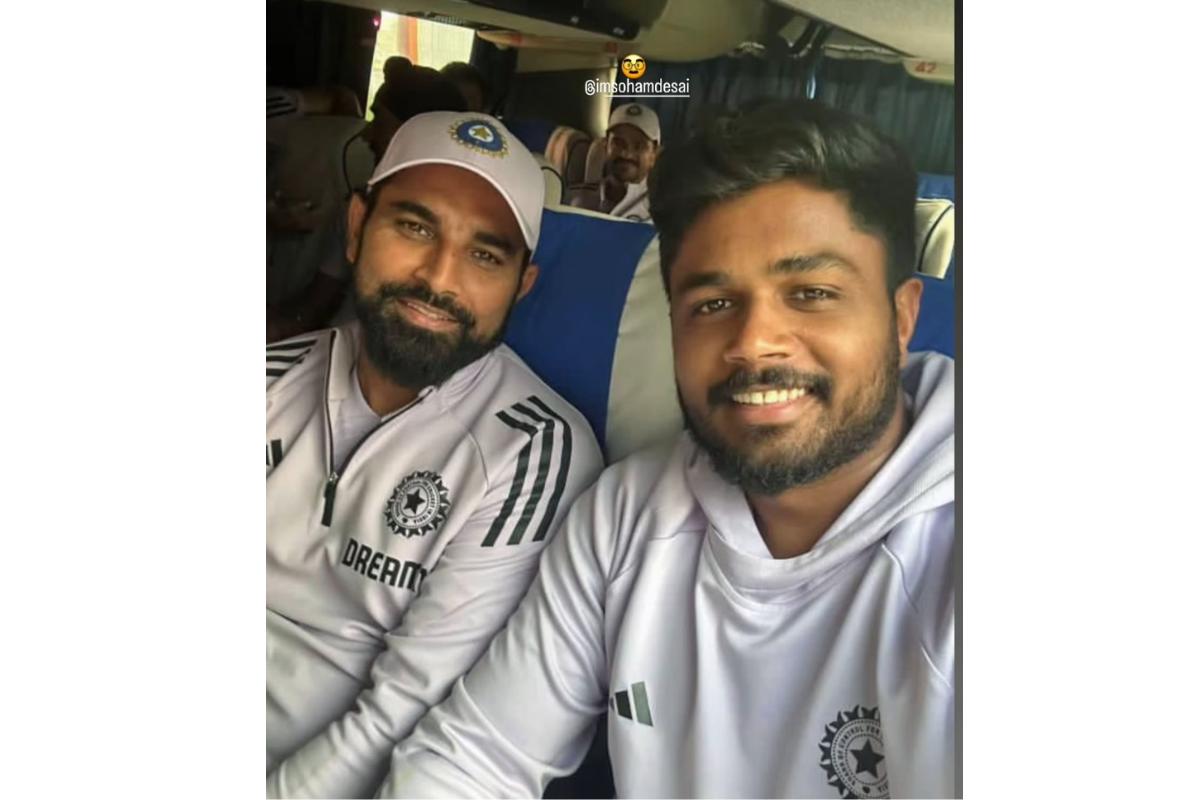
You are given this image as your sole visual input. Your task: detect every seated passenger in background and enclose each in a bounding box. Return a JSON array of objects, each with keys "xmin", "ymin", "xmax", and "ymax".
[
  {"xmin": 380, "ymin": 100, "xmax": 956, "ymax": 798},
  {"xmin": 267, "ymin": 84, "xmax": 363, "ymax": 120},
  {"xmin": 569, "ymin": 102, "xmax": 660, "ymax": 222},
  {"xmin": 440, "ymin": 61, "xmax": 491, "ymax": 113},
  {"xmin": 267, "ymin": 58, "xmax": 467, "ymax": 343},
  {"xmin": 266, "ymin": 111, "xmax": 603, "ymax": 798}
]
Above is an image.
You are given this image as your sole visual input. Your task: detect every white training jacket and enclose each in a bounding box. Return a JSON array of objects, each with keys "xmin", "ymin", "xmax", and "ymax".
[
  {"xmin": 381, "ymin": 352, "xmax": 956, "ymax": 799},
  {"xmin": 265, "ymin": 324, "xmax": 602, "ymax": 798}
]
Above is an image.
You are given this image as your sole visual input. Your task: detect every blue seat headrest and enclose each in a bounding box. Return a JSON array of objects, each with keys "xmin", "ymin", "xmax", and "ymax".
[
  {"xmin": 505, "ymin": 208, "xmax": 672, "ymax": 462},
  {"xmin": 910, "ymin": 173, "xmax": 957, "ymax": 358}
]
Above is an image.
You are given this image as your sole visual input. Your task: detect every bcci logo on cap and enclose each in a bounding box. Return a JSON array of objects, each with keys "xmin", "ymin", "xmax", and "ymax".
[
  {"xmin": 385, "ymin": 470, "xmax": 451, "ymax": 538},
  {"xmin": 450, "ymin": 118, "xmax": 508, "ymax": 158}
]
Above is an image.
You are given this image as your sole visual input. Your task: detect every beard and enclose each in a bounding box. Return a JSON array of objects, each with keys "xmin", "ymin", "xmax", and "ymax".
[
  {"xmin": 352, "ymin": 276, "xmax": 514, "ymax": 389},
  {"xmin": 610, "ymin": 158, "xmax": 641, "ymax": 182},
  {"xmin": 682, "ymin": 336, "xmax": 902, "ymax": 496}
]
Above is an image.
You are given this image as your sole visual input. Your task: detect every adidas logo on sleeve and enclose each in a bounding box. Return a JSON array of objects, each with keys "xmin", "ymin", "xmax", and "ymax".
[{"xmin": 610, "ymin": 681, "xmax": 653, "ymax": 727}]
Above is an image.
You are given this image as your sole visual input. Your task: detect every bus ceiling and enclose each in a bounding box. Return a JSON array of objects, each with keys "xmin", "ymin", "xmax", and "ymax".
[
  {"xmin": 772, "ymin": 0, "xmax": 954, "ymax": 63},
  {"xmin": 330, "ymin": 0, "xmax": 764, "ymax": 62},
  {"xmin": 326, "ymin": 1, "xmax": 953, "ymax": 78}
]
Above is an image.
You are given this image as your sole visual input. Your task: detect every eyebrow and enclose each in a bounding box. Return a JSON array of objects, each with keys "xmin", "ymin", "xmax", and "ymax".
[
  {"xmin": 472, "ymin": 230, "xmax": 519, "ymax": 258},
  {"xmin": 675, "ymin": 270, "xmax": 731, "ymax": 295},
  {"xmin": 388, "ymin": 200, "xmax": 439, "ymax": 226},
  {"xmin": 769, "ymin": 253, "xmax": 858, "ymax": 276},
  {"xmin": 674, "ymin": 253, "xmax": 858, "ymax": 296}
]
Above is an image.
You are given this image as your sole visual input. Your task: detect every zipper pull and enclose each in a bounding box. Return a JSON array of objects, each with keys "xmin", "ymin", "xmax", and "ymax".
[{"xmin": 321, "ymin": 472, "xmax": 339, "ymax": 527}]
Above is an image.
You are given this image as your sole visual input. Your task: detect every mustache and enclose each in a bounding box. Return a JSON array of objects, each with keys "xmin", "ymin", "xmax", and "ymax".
[
  {"xmin": 373, "ymin": 281, "xmax": 476, "ymax": 330},
  {"xmin": 707, "ymin": 366, "xmax": 832, "ymax": 406}
]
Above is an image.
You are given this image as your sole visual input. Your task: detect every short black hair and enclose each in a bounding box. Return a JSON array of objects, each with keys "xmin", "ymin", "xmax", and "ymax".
[
  {"xmin": 372, "ymin": 60, "xmax": 467, "ymax": 121},
  {"xmin": 440, "ymin": 62, "xmax": 490, "ymax": 107},
  {"xmin": 648, "ymin": 99, "xmax": 917, "ymax": 295}
]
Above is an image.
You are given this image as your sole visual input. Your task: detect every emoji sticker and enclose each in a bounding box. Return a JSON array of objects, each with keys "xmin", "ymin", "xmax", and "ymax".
[{"xmin": 621, "ymin": 54, "xmax": 646, "ymax": 80}]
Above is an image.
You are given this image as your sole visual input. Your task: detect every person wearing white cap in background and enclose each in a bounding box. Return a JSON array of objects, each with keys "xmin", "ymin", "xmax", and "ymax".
[
  {"xmin": 265, "ymin": 111, "xmax": 603, "ymax": 798},
  {"xmin": 601, "ymin": 102, "xmax": 661, "ymax": 221}
]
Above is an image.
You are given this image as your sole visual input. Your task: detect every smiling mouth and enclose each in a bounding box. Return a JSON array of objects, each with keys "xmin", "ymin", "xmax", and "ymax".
[
  {"xmin": 397, "ymin": 298, "xmax": 459, "ymax": 327},
  {"xmin": 730, "ymin": 387, "xmax": 810, "ymax": 406}
]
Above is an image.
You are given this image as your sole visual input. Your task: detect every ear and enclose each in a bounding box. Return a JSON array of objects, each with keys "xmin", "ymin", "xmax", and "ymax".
[
  {"xmin": 892, "ymin": 277, "xmax": 924, "ymax": 367},
  {"xmin": 516, "ymin": 262, "xmax": 540, "ymax": 301},
  {"xmin": 345, "ymin": 193, "xmax": 369, "ymax": 264}
]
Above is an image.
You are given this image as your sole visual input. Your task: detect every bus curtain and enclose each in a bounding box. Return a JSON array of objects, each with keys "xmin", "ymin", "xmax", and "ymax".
[{"xmin": 624, "ymin": 55, "xmax": 955, "ymax": 176}]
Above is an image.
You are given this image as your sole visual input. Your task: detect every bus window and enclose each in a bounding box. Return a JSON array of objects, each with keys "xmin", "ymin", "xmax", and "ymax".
[{"xmin": 365, "ymin": 14, "xmax": 475, "ymax": 120}]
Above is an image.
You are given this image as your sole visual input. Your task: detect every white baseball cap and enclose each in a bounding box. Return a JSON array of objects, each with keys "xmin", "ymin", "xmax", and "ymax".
[
  {"xmin": 608, "ymin": 103, "xmax": 661, "ymax": 143},
  {"xmin": 367, "ymin": 111, "xmax": 545, "ymax": 251}
]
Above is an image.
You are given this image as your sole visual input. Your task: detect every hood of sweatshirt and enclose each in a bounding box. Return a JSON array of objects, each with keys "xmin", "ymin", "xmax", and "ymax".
[{"xmin": 684, "ymin": 351, "xmax": 955, "ymax": 596}]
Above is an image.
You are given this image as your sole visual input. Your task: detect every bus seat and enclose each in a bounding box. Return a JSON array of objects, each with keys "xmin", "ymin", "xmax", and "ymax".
[
  {"xmin": 910, "ymin": 172, "xmax": 957, "ymax": 357},
  {"xmin": 545, "ymin": 126, "xmax": 590, "ymax": 184},
  {"xmin": 504, "ymin": 117, "xmax": 556, "ymax": 155},
  {"xmin": 917, "ymin": 172, "xmax": 956, "ymax": 202},
  {"xmin": 534, "ymin": 154, "xmax": 565, "ymax": 207},
  {"xmin": 910, "ymin": 266, "xmax": 956, "ymax": 358},
  {"xmin": 565, "ymin": 183, "xmax": 602, "ymax": 213},
  {"xmin": 915, "ymin": 198, "xmax": 955, "ymax": 278},
  {"xmin": 504, "ymin": 207, "xmax": 680, "ymax": 463},
  {"xmin": 583, "ymin": 137, "xmax": 607, "ymax": 184},
  {"xmin": 543, "ymin": 126, "xmax": 569, "ymax": 170},
  {"xmin": 566, "ymin": 138, "xmax": 595, "ymax": 187}
]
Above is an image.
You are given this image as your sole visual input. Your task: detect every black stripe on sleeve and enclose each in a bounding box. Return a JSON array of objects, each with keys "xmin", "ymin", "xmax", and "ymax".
[
  {"xmin": 266, "ymin": 353, "xmax": 307, "ymax": 365},
  {"xmin": 482, "ymin": 411, "xmax": 536, "ymax": 547},
  {"xmin": 266, "ymin": 339, "xmax": 317, "ymax": 381},
  {"xmin": 266, "ymin": 338, "xmax": 318, "ymax": 353},
  {"xmin": 526, "ymin": 396, "xmax": 573, "ymax": 542},
  {"xmin": 270, "ymin": 439, "xmax": 284, "ymax": 466},
  {"xmin": 506, "ymin": 403, "xmax": 557, "ymax": 545}
]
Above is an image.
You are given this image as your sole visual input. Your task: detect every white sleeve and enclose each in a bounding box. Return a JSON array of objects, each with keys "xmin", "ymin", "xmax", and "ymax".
[
  {"xmin": 267, "ymin": 436, "xmax": 603, "ymax": 799},
  {"xmin": 378, "ymin": 479, "xmax": 616, "ymax": 799}
]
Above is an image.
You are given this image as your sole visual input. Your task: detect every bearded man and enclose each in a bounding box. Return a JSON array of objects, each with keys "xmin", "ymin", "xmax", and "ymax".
[{"xmin": 265, "ymin": 111, "xmax": 603, "ymax": 798}]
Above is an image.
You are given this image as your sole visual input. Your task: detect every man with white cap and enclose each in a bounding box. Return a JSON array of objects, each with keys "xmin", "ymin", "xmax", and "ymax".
[
  {"xmin": 597, "ymin": 102, "xmax": 661, "ymax": 221},
  {"xmin": 265, "ymin": 111, "xmax": 603, "ymax": 798}
]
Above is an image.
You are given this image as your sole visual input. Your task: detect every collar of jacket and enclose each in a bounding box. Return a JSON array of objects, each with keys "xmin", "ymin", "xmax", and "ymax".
[{"xmin": 325, "ymin": 321, "xmax": 496, "ymax": 414}]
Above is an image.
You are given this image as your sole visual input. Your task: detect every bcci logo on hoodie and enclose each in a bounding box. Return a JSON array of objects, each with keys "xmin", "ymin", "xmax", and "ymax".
[
  {"xmin": 385, "ymin": 470, "xmax": 451, "ymax": 537},
  {"xmin": 819, "ymin": 705, "xmax": 888, "ymax": 798}
]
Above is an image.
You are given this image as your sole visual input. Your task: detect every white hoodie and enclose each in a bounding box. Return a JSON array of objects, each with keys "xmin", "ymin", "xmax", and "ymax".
[
  {"xmin": 380, "ymin": 351, "xmax": 956, "ymax": 799},
  {"xmin": 603, "ymin": 177, "xmax": 651, "ymax": 222}
]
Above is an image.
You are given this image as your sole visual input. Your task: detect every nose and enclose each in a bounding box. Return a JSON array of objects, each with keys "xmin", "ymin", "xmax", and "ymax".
[
  {"xmin": 411, "ymin": 240, "xmax": 461, "ymax": 299},
  {"xmin": 723, "ymin": 298, "xmax": 794, "ymax": 366}
]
